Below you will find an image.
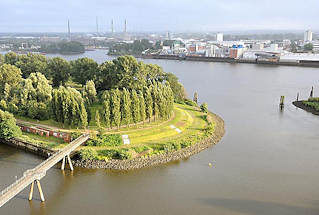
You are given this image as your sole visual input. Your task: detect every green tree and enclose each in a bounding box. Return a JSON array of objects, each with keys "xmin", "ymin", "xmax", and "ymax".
[
  {"xmin": 103, "ymin": 98, "xmax": 111, "ymax": 129},
  {"xmin": 0, "ymin": 64, "xmax": 22, "ymax": 94},
  {"xmin": 95, "ymin": 110, "xmax": 101, "ymax": 128},
  {"xmin": 165, "ymin": 72, "xmax": 186, "ymax": 102},
  {"xmin": 71, "ymin": 57, "xmax": 99, "ymax": 85},
  {"xmin": 80, "ymin": 102, "xmax": 88, "ymax": 128},
  {"xmin": 83, "ymin": 80, "xmax": 97, "ymax": 105},
  {"xmin": 51, "ymin": 86, "xmax": 87, "ymax": 127},
  {"xmin": 15, "ymin": 53, "xmax": 48, "ymax": 78},
  {"xmin": 193, "ymin": 92, "xmax": 198, "ymax": 104},
  {"xmin": 4, "ymin": 52, "xmax": 18, "ymax": 65},
  {"xmin": 131, "ymin": 89, "xmax": 140, "ymax": 124},
  {"xmin": 144, "ymin": 86, "xmax": 153, "ymax": 122},
  {"xmin": 304, "ymin": 43, "xmax": 313, "ymax": 51},
  {"xmin": 139, "ymin": 91, "xmax": 146, "ymax": 124},
  {"xmin": 121, "ymin": 88, "xmax": 132, "ymax": 127},
  {"xmin": 0, "ymin": 109, "xmax": 21, "ymax": 139},
  {"xmin": 48, "ymin": 57, "xmax": 71, "ymax": 87},
  {"xmin": 0, "ymin": 54, "xmax": 4, "ymax": 65},
  {"xmin": 151, "ymin": 83, "xmax": 159, "ymax": 121},
  {"xmin": 110, "ymin": 89, "xmax": 121, "ymax": 129}
]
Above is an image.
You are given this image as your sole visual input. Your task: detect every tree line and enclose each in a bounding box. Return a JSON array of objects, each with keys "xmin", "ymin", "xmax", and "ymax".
[
  {"xmin": 0, "ymin": 54, "xmax": 180, "ymax": 128},
  {"xmin": 100, "ymin": 82, "xmax": 174, "ymax": 129},
  {"xmin": 0, "ymin": 53, "xmax": 186, "ymax": 102}
]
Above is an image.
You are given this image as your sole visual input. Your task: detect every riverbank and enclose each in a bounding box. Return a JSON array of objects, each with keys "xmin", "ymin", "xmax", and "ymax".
[
  {"xmin": 1, "ymin": 109, "xmax": 225, "ymax": 170},
  {"xmin": 73, "ymin": 112, "xmax": 224, "ymax": 170},
  {"xmin": 293, "ymin": 101, "xmax": 319, "ymax": 116},
  {"xmin": 141, "ymin": 54, "xmax": 319, "ymax": 68}
]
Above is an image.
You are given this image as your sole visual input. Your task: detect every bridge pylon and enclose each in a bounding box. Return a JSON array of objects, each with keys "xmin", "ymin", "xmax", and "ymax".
[{"xmin": 61, "ymin": 154, "xmax": 74, "ymax": 171}]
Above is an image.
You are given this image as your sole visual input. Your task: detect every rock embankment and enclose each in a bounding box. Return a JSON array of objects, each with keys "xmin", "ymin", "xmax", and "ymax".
[
  {"xmin": 293, "ymin": 101, "xmax": 319, "ymax": 116},
  {"xmin": 74, "ymin": 113, "xmax": 225, "ymax": 170}
]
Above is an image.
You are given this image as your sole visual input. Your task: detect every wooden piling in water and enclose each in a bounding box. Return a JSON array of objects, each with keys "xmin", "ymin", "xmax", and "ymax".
[{"xmin": 280, "ymin": 96, "xmax": 285, "ymax": 107}]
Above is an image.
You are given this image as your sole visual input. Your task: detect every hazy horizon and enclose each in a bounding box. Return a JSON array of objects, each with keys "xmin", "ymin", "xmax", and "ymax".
[{"xmin": 1, "ymin": 0, "xmax": 318, "ymax": 33}]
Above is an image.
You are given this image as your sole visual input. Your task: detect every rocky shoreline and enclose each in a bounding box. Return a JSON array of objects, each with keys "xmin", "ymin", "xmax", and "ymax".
[
  {"xmin": 73, "ymin": 112, "xmax": 225, "ymax": 170},
  {"xmin": 293, "ymin": 101, "xmax": 319, "ymax": 116}
]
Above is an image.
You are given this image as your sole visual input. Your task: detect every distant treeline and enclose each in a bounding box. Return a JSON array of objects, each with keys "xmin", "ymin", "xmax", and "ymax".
[
  {"xmin": 40, "ymin": 41, "xmax": 85, "ymax": 54},
  {"xmin": 108, "ymin": 39, "xmax": 155, "ymax": 56}
]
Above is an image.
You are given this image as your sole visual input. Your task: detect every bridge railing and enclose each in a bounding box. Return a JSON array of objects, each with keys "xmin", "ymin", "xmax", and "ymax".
[{"xmin": 0, "ymin": 174, "xmax": 27, "ymax": 196}]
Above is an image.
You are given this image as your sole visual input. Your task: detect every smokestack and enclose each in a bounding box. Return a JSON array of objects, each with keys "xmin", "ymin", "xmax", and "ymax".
[
  {"xmin": 67, "ymin": 19, "xmax": 71, "ymax": 41},
  {"xmin": 96, "ymin": 16, "xmax": 99, "ymax": 34},
  {"xmin": 111, "ymin": 19, "xmax": 114, "ymax": 34},
  {"xmin": 124, "ymin": 19, "xmax": 127, "ymax": 33}
]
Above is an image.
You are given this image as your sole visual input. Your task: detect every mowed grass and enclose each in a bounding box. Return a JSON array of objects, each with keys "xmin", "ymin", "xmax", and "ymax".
[
  {"xmin": 87, "ymin": 103, "xmax": 208, "ymax": 150},
  {"xmin": 17, "ymin": 103, "xmax": 209, "ymax": 153}
]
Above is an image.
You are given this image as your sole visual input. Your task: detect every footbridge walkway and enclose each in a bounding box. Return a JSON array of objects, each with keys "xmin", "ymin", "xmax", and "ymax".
[{"xmin": 0, "ymin": 134, "xmax": 90, "ymax": 207}]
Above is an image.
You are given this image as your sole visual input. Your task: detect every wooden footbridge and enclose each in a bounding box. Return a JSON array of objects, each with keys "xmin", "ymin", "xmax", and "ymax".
[{"xmin": 0, "ymin": 134, "xmax": 89, "ymax": 208}]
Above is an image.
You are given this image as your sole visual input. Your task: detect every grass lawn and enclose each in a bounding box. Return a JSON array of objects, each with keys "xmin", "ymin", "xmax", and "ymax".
[
  {"xmin": 17, "ymin": 103, "xmax": 213, "ymax": 160},
  {"xmin": 82, "ymin": 103, "xmax": 212, "ymax": 158}
]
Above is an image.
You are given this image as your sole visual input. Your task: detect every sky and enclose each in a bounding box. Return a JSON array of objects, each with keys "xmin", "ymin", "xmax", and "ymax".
[{"xmin": 0, "ymin": 0, "xmax": 318, "ymax": 33}]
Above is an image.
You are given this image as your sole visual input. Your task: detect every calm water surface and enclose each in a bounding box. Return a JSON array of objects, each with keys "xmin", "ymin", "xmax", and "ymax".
[{"xmin": 1, "ymin": 50, "xmax": 319, "ymax": 215}]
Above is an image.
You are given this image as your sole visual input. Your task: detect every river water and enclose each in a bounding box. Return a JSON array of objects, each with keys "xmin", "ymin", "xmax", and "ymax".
[{"xmin": 1, "ymin": 50, "xmax": 319, "ymax": 215}]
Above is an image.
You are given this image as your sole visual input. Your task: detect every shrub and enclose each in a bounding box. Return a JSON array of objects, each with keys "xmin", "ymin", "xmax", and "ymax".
[
  {"xmin": 71, "ymin": 132, "xmax": 82, "ymax": 140},
  {"xmin": 86, "ymin": 134, "xmax": 122, "ymax": 147},
  {"xmin": 80, "ymin": 148, "xmax": 98, "ymax": 160},
  {"xmin": 97, "ymin": 148, "xmax": 133, "ymax": 160},
  {"xmin": 0, "ymin": 109, "xmax": 21, "ymax": 140},
  {"xmin": 184, "ymin": 99, "xmax": 198, "ymax": 107},
  {"xmin": 200, "ymin": 103, "xmax": 208, "ymax": 113}
]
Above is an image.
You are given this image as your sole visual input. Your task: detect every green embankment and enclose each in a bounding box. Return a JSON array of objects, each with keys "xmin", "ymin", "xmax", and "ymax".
[{"xmin": 16, "ymin": 103, "xmax": 214, "ymax": 161}]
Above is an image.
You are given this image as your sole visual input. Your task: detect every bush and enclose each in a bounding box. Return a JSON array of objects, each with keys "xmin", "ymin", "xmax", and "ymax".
[
  {"xmin": 0, "ymin": 109, "xmax": 21, "ymax": 140},
  {"xmin": 200, "ymin": 103, "xmax": 208, "ymax": 113},
  {"xmin": 71, "ymin": 132, "xmax": 82, "ymax": 140},
  {"xmin": 308, "ymin": 97, "xmax": 319, "ymax": 102},
  {"xmin": 97, "ymin": 148, "xmax": 133, "ymax": 160},
  {"xmin": 184, "ymin": 99, "xmax": 198, "ymax": 107},
  {"xmin": 86, "ymin": 134, "xmax": 122, "ymax": 147},
  {"xmin": 80, "ymin": 148, "xmax": 98, "ymax": 160}
]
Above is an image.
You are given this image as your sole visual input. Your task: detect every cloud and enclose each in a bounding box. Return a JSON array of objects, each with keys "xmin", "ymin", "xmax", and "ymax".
[{"xmin": 0, "ymin": 0, "xmax": 318, "ymax": 32}]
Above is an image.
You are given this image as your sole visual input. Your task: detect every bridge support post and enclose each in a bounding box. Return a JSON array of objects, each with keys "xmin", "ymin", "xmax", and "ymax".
[
  {"xmin": 36, "ymin": 180, "xmax": 45, "ymax": 202},
  {"xmin": 61, "ymin": 154, "xmax": 73, "ymax": 171},
  {"xmin": 67, "ymin": 154, "xmax": 74, "ymax": 171},
  {"xmin": 61, "ymin": 156, "xmax": 66, "ymax": 170},
  {"xmin": 28, "ymin": 180, "xmax": 45, "ymax": 202},
  {"xmin": 28, "ymin": 181, "xmax": 34, "ymax": 201}
]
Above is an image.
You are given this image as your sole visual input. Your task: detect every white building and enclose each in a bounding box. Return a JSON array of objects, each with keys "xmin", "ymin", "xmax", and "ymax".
[
  {"xmin": 205, "ymin": 45, "xmax": 219, "ymax": 57},
  {"xmin": 304, "ymin": 30, "xmax": 313, "ymax": 42},
  {"xmin": 216, "ymin": 33, "xmax": 223, "ymax": 43}
]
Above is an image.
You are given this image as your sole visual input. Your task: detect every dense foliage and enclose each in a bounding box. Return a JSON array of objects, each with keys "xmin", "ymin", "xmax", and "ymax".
[
  {"xmin": 51, "ymin": 86, "xmax": 88, "ymax": 128},
  {"xmin": 100, "ymin": 82, "xmax": 174, "ymax": 129},
  {"xmin": 1, "ymin": 53, "xmax": 184, "ymax": 128},
  {"xmin": 86, "ymin": 134, "xmax": 122, "ymax": 147},
  {"xmin": 108, "ymin": 39, "xmax": 153, "ymax": 56},
  {"xmin": 0, "ymin": 109, "xmax": 21, "ymax": 140},
  {"xmin": 40, "ymin": 41, "xmax": 85, "ymax": 54}
]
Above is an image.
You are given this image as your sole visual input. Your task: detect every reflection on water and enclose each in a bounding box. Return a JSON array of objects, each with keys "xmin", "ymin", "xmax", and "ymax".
[{"xmin": 1, "ymin": 50, "xmax": 319, "ymax": 215}]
